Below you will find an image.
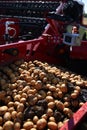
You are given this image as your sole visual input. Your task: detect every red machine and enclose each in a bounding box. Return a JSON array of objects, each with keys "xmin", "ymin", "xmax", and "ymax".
[
  {"xmin": 0, "ymin": 0, "xmax": 87, "ymax": 129},
  {"xmin": 0, "ymin": 0, "xmax": 87, "ymax": 65}
]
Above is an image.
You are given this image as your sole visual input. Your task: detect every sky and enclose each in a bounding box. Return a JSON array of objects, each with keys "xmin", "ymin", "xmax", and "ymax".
[{"xmin": 82, "ymin": 0, "xmax": 87, "ymax": 13}]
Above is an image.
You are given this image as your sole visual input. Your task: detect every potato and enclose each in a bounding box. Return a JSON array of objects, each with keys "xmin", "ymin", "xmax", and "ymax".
[
  {"xmin": 20, "ymin": 129, "xmax": 26, "ymax": 130},
  {"xmin": 30, "ymin": 128, "xmax": 37, "ymax": 130},
  {"xmin": 17, "ymin": 112, "xmax": 23, "ymax": 120},
  {"xmin": 23, "ymin": 121, "xmax": 34, "ymax": 130},
  {"xmin": 8, "ymin": 107, "xmax": 15, "ymax": 113},
  {"xmin": 7, "ymin": 102, "xmax": 14, "ymax": 108},
  {"xmin": 48, "ymin": 102, "xmax": 55, "ymax": 109},
  {"xmin": 60, "ymin": 83, "xmax": 68, "ymax": 93},
  {"xmin": 33, "ymin": 116, "xmax": 39, "ymax": 124},
  {"xmin": 17, "ymin": 103, "xmax": 24, "ymax": 112},
  {"xmin": 46, "ymin": 108, "xmax": 53, "ymax": 117},
  {"xmin": 46, "ymin": 96, "xmax": 54, "ymax": 102},
  {"xmin": 14, "ymin": 122, "xmax": 21, "ymax": 130},
  {"xmin": 58, "ymin": 121, "xmax": 64, "ymax": 129},
  {"xmin": 35, "ymin": 80, "xmax": 42, "ymax": 90},
  {"xmin": 20, "ymin": 98, "xmax": 26, "ymax": 104},
  {"xmin": 71, "ymin": 92, "xmax": 78, "ymax": 99},
  {"xmin": 14, "ymin": 94, "xmax": 21, "ymax": 102},
  {"xmin": 41, "ymin": 114, "xmax": 48, "ymax": 120},
  {"xmin": 55, "ymin": 100, "xmax": 64, "ymax": 111},
  {"xmin": 36, "ymin": 118, "xmax": 47, "ymax": 130},
  {"xmin": 49, "ymin": 85, "xmax": 56, "ymax": 92},
  {"xmin": 57, "ymin": 91, "xmax": 63, "ymax": 98},
  {"xmin": 64, "ymin": 102, "xmax": 70, "ymax": 107},
  {"xmin": 3, "ymin": 112, "xmax": 11, "ymax": 122},
  {"xmin": 63, "ymin": 108, "xmax": 73, "ymax": 118},
  {"xmin": 38, "ymin": 90, "xmax": 46, "ymax": 99},
  {"xmin": 11, "ymin": 111, "xmax": 17, "ymax": 120},
  {"xmin": 76, "ymin": 81, "xmax": 84, "ymax": 86},
  {"xmin": 63, "ymin": 108, "xmax": 70, "ymax": 114},
  {"xmin": 48, "ymin": 121, "xmax": 58, "ymax": 130},
  {"xmin": 0, "ymin": 126, "xmax": 3, "ymax": 130},
  {"xmin": 49, "ymin": 116, "xmax": 55, "ymax": 122},
  {"xmin": 3, "ymin": 121, "xmax": 14, "ymax": 130},
  {"xmin": 79, "ymin": 102, "xmax": 84, "ymax": 107},
  {"xmin": 75, "ymin": 86, "xmax": 81, "ymax": 92},
  {"xmin": 0, "ymin": 106, "xmax": 8, "ymax": 116}
]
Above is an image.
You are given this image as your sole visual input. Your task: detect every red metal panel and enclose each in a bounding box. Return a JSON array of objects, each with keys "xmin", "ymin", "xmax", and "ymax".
[
  {"xmin": 70, "ymin": 41, "xmax": 87, "ymax": 60},
  {"xmin": 60, "ymin": 102, "xmax": 87, "ymax": 130}
]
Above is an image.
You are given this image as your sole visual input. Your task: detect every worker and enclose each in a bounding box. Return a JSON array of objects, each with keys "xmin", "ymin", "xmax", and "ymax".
[{"xmin": 72, "ymin": 26, "xmax": 79, "ymax": 34}]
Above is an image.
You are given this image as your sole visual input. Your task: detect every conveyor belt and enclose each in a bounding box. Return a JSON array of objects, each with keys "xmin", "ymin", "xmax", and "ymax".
[{"xmin": 0, "ymin": 1, "xmax": 60, "ymax": 17}]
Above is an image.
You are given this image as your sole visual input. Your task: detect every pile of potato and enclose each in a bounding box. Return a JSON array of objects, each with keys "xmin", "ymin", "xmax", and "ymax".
[{"xmin": 0, "ymin": 59, "xmax": 87, "ymax": 130}]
